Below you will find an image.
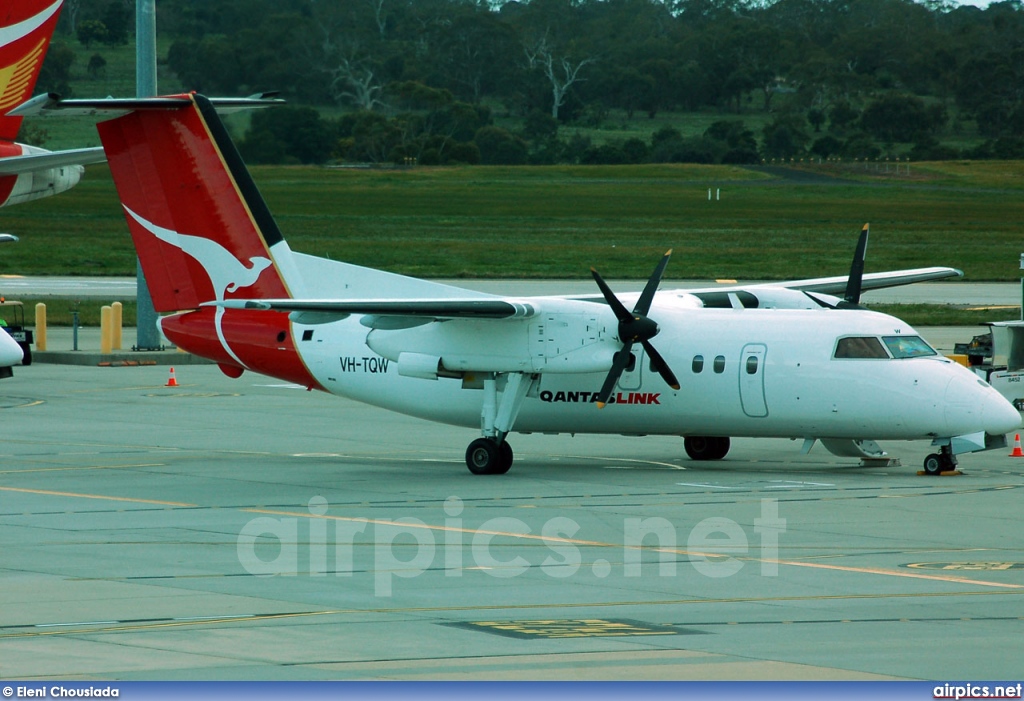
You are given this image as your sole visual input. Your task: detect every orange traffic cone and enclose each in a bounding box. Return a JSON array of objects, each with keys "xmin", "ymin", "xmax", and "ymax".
[
  {"xmin": 1010, "ymin": 433, "xmax": 1023, "ymax": 457},
  {"xmin": 165, "ymin": 366, "xmax": 179, "ymax": 387}
]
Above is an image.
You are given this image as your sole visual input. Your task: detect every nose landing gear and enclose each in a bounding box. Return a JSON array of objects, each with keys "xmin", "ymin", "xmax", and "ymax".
[{"xmin": 923, "ymin": 445, "xmax": 958, "ymax": 475}]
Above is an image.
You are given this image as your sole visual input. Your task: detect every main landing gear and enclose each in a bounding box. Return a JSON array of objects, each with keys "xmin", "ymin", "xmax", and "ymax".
[
  {"xmin": 466, "ymin": 437, "xmax": 513, "ymax": 475},
  {"xmin": 923, "ymin": 445, "xmax": 958, "ymax": 475},
  {"xmin": 464, "ymin": 372, "xmax": 538, "ymax": 475},
  {"xmin": 684, "ymin": 436, "xmax": 731, "ymax": 461}
]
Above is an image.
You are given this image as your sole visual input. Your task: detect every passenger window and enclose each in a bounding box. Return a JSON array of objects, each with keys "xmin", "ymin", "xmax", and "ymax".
[
  {"xmin": 713, "ymin": 355, "xmax": 726, "ymax": 373},
  {"xmin": 746, "ymin": 356, "xmax": 759, "ymax": 374},
  {"xmin": 692, "ymin": 355, "xmax": 704, "ymax": 373},
  {"xmin": 883, "ymin": 335, "xmax": 937, "ymax": 359},
  {"xmin": 834, "ymin": 336, "xmax": 888, "ymax": 359}
]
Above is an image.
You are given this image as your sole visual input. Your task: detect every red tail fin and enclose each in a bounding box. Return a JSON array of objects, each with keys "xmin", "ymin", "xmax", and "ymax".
[
  {"xmin": 96, "ymin": 94, "xmax": 296, "ymax": 312},
  {"xmin": 0, "ymin": 0, "xmax": 63, "ymax": 142}
]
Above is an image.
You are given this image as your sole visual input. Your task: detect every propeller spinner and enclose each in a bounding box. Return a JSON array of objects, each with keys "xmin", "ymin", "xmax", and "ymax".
[{"xmin": 591, "ymin": 250, "xmax": 681, "ymax": 408}]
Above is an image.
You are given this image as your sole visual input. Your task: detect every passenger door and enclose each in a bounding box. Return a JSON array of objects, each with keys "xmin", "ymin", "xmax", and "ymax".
[{"xmin": 739, "ymin": 343, "xmax": 768, "ymax": 417}]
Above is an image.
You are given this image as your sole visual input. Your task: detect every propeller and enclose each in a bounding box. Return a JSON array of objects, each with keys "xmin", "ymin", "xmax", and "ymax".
[
  {"xmin": 839, "ymin": 223, "xmax": 869, "ymax": 308},
  {"xmin": 591, "ymin": 250, "xmax": 681, "ymax": 408},
  {"xmin": 803, "ymin": 223, "xmax": 870, "ymax": 310}
]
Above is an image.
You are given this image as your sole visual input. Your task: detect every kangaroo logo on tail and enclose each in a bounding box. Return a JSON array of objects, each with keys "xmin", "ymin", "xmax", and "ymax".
[{"xmin": 125, "ymin": 205, "xmax": 273, "ymax": 367}]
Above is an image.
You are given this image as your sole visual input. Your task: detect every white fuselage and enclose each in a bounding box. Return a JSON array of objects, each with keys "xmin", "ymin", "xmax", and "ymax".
[{"xmin": 291, "ymin": 302, "xmax": 1021, "ymax": 442}]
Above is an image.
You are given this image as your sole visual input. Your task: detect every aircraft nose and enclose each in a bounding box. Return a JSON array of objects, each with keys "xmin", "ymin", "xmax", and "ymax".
[
  {"xmin": 984, "ymin": 387, "xmax": 1022, "ymax": 436},
  {"xmin": 943, "ymin": 372, "xmax": 1020, "ymax": 436}
]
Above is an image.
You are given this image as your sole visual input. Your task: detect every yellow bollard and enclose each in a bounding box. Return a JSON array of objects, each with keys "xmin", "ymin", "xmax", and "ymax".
[
  {"xmin": 111, "ymin": 301, "xmax": 122, "ymax": 350},
  {"xmin": 100, "ymin": 305, "xmax": 112, "ymax": 355},
  {"xmin": 34, "ymin": 302, "xmax": 46, "ymax": 352}
]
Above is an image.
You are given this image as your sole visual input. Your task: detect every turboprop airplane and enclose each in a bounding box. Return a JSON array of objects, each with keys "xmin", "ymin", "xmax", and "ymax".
[
  {"xmin": 0, "ymin": 0, "xmax": 108, "ymax": 208},
  {"xmin": 82, "ymin": 93, "xmax": 1020, "ymax": 476}
]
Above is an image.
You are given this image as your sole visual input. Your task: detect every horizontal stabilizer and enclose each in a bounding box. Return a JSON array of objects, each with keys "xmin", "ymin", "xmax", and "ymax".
[
  {"xmin": 210, "ymin": 298, "xmax": 537, "ymax": 320},
  {"xmin": 0, "ymin": 146, "xmax": 105, "ymax": 175},
  {"xmin": 9, "ymin": 92, "xmax": 284, "ymax": 119}
]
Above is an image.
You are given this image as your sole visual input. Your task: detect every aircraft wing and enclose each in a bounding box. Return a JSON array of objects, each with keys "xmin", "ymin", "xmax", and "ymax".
[
  {"xmin": 217, "ymin": 268, "xmax": 963, "ymax": 320},
  {"xmin": 766, "ymin": 266, "xmax": 963, "ymax": 295},
  {"xmin": 0, "ymin": 146, "xmax": 105, "ymax": 175},
  {"xmin": 213, "ymin": 298, "xmax": 538, "ymax": 320},
  {"xmin": 9, "ymin": 92, "xmax": 285, "ymax": 119}
]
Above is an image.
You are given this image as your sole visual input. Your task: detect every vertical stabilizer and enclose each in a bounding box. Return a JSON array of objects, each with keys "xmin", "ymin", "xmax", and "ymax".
[
  {"xmin": 0, "ymin": 0, "xmax": 63, "ymax": 142},
  {"xmin": 97, "ymin": 94, "xmax": 301, "ymax": 313}
]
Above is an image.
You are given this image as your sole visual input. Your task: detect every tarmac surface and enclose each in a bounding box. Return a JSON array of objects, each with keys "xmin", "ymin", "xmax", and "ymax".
[
  {"xmin": 2, "ymin": 333, "xmax": 1023, "ymax": 680},
  {"xmin": 2, "ymin": 278, "xmax": 1023, "ymax": 680}
]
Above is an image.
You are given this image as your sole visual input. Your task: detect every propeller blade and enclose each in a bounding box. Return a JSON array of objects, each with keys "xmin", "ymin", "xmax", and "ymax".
[
  {"xmin": 634, "ymin": 249, "xmax": 672, "ymax": 315},
  {"xmin": 641, "ymin": 339, "xmax": 680, "ymax": 390},
  {"xmin": 591, "ymin": 251, "xmax": 680, "ymax": 407},
  {"xmin": 595, "ymin": 343, "xmax": 635, "ymax": 408},
  {"xmin": 844, "ymin": 224, "xmax": 869, "ymax": 306},
  {"xmin": 591, "ymin": 267, "xmax": 634, "ymax": 323},
  {"xmin": 803, "ymin": 290, "xmax": 836, "ymax": 309}
]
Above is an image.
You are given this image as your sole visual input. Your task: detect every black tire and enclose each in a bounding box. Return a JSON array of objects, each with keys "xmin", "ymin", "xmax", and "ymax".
[
  {"xmin": 19, "ymin": 342, "xmax": 31, "ymax": 366},
  {"xmin": 684, "ymin": 436, "xmax": 731, "ymax": 461},
  {"xmin": 923, "ymin": 453, "xmax": 944, "ymax": 475},
  {"xmin": 494, "ymin": 440, "xmax": 514, "ymax": 475},
  {"xmin": 466, "ymin": 438, "xmax": 500, "ymax": 475}
]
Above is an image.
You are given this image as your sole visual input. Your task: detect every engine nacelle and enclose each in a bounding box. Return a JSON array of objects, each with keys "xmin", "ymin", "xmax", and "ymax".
[
  {"xmin": 1, "ymin": 165, "xmax": 84, "ymax": 207},
  {"xmin": 367, "ymin": 312, "xmax": 618, "ymax": 375}
]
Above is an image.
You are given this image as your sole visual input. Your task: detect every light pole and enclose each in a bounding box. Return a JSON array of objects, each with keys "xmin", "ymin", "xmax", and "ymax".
[{"xmin": 134, "ymin": 0, "xmax": 160, "ymax": 350}]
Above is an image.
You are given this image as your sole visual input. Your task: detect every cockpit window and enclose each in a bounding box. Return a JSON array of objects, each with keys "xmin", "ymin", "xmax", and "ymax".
[
  {"xmin": 882, "ymin": 335, "xmax": 937, "ymax": 359},
  {"xmin": 834, "ymin": 336, "xmax": 888, "ymax": 359}
]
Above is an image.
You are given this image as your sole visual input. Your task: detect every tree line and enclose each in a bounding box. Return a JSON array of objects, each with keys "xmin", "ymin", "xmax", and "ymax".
[{"xmin": 41, "ymin": 0, "xmax": 1024, "ymax": 165}]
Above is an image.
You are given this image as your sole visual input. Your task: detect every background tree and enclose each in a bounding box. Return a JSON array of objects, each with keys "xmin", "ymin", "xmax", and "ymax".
[
  {"xmin": 45, "ymin": 0, "xmax": 1024, "ymax": 164},
  {"xmin": 37, "ymin": 41, "xmax": 75, "ymax": 95},
  {"xmin": 76, "ymin": 19, "xmax": 107, "ymax": 49}
]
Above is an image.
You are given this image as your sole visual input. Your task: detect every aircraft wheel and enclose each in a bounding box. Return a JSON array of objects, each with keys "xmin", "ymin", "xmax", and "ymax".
[
  {"xmin": 495, "ymin": 440, "xmax": 514, "ymax": 474},
  {"xmin": 684, "ymin": 436, "xmax": 730, "ymax": 461},
  {"xmin": 923, "ymin": 453, "xmax": 944, "ymax": 475},
  {"xmin": 466, "ymin": 438, "xmax": 513, "ymax": 475}
]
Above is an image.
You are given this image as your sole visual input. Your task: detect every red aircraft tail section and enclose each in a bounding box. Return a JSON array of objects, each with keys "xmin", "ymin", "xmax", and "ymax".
[
  {"xmin": 96, "ymin": 94, "xmax": 295, "ymax": 313},
  {"xmin": 97, "ymin": 93, "xmax": 318, "ymax": 388},
  {"xmin": 0, "ymin": 0, "xmax": 63, "ymax": 142}
]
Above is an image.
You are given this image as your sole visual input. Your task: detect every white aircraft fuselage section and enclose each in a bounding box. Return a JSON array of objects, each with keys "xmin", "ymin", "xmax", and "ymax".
[{"xmin": 289, "ymin": 303, "xmax": 1017, "ymax": 441}]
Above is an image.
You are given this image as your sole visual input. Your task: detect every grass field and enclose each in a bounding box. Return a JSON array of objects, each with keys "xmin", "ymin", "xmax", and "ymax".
[
  {"xmin": 13, "ymin": 40, "xmax": 1021, "ymax": 327},
  {"xmin": 4, "ymin": 160, "xmax": 1023, "ymax": 283}
]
